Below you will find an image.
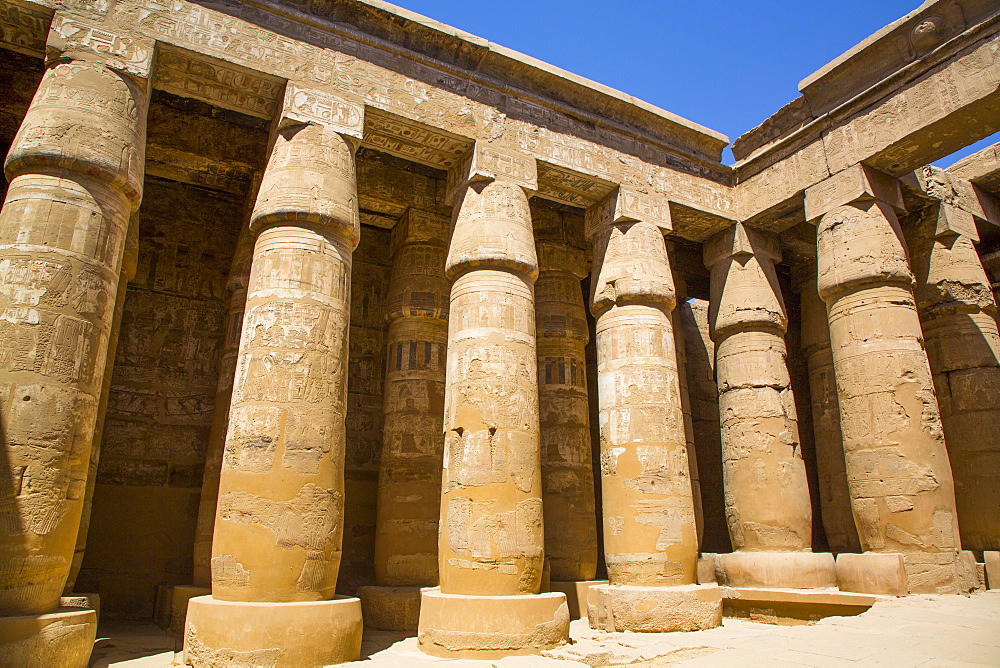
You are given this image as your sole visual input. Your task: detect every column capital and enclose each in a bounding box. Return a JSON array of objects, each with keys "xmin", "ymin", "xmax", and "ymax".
[
  {"xmin": 702, "ymin": 222, "xmax": 780, "ymax": 268},
  {"xmin": 445, "ymin": 141, "xmax": 537, "ymax": 204},
  {"xmin": 585, "ymin": 186, "xmax": 671, "ymax": 239},
  {"xmin": 804, "ymin": 163, "xmax": 904, "ymax": 223},
  {"xmin": 47, "ymin": 12, "xmax": 154, "ymax": 81},
  {"xmin": 590, "ymin": 220, "xmax": 675, "ymax": 316},
  {"xmin": 704, "ymin": 223, "xmax": 787, "ymax": 339},
  {"xmin": 536, "ymin": 241, "xmax": 588, "ymax": 278},
  {"xmin": 445, "ymin": 178, "xmax": 537, "ymax": 280}
]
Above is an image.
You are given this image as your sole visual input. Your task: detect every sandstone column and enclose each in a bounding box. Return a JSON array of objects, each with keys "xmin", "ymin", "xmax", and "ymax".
[
  {"xmin": 65, "ymin": 213, "xmax": 140, "ymax": 596},
  {"xmin": 704, "ymin": 223, "xmax": 835, "ymax": 588},
  {"xmin": 0, "ymin": 47, "xmax": 149, "ymax": 663},
  {"xmin": 535, "ymin": 241, "xmax": 601, "ymax": 614},
  {"xmin": 165, "ymin": 221, "xmax": 256, "ymax": 636},
  {"xmin": 586, "ymin": 191, "xmax": 722, "ymax": 633},
  {"xmin": 183, "ymin": 86, "xmax": 365, "ymax": 667},
  {"xmin": 809, "ymin": 165, "xmax": 964, "ymax": 594},
  {"xmin": 907, "ymin": 201, "xmax": 1000, "ymax": 552},
  {"xmin": 358, "ymin": 209, "xmax": 450, "ymax": 631},
  {"xmin": 417, "ymin": 145, "xmax": 569, "ymax": 658},
  {"xmin": 798, "ymin": 279, "xmax": 861, "ymax": 554}
]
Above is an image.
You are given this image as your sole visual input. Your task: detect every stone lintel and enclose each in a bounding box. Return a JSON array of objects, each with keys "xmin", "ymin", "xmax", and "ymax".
[
  {"xmin": 703, "ymin": 222, "xmax": 781, "ymax": 268},
  {"xmin": 535, "ymin": 161, "xmax": 617, "ymax": 209},
  {"xmin": 363, "ymin": 107, "xmax": 473, "ymax": 172},
  {"xmin": 585, "ymin": 186, "xmax": 672, "ymax": 238},
  {"xmin": 445, "ymin": 142, "xmax": 538, "ymax": 203},
  {"xmin": 279, "ymin": 81, "xmax": 365, "ymax": 139},
  {"xmin": 900, "ymin": 164, "xmax": 1000, "ymax": 227},
  {"xmin": 0, "ymin": 0, "xmax": 52, "ymax": 58},
  {"xmin": 393, "ymin": 207, "xmax": 450, "ymax": 247},
  {"xmin": 804, "ymin": 163, "xmax": 904, "ymax": 223},
  {"xmin": 144, "ymin": 144, "xmax": 256, "ymax": 196},
  {"xmin": 948, "ymin": 141, "xmax": 1000, "ymax": 196},
  {"xmin": 798, "ymin": 0, "xmax": 988, "ymax": 116},
  {"xmin": 153, "ymin": 44, "xmax": 285, "ymax": 121},
  {"xmin": 47, "ymin": 11, "xmax": 154, "ymax": 80}
]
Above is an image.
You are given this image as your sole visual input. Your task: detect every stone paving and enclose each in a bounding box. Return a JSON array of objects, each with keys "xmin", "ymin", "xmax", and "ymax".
[{"xmin": 90, "ymin": 590, "xmax": 1000, "ymax": 666}]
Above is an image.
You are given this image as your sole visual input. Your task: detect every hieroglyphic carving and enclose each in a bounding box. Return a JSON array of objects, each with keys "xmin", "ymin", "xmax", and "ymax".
[
  {"xmin": 282, "ymin": 82, "xmax": 363, "ymax": 138},
  {"xmin": 364, "ymin": 108, "xmax": 472, "ymax": 171},
  {"xmin": 48, "ymin": 13, "xmax": 154, "ymax": 79},
  {"xmin": 0, "ymin": 0, "xmax": 51, "ymax": 57},
  {"xmin": 536, "ymin": 161, "xmax": 616, "ymax": 208},
  {"xmin": 153, "ymin": 44, "xmax": 284, "ymax": 120}
]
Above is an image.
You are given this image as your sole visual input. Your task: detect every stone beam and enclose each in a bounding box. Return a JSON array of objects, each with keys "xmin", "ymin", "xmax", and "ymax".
[
  {"xmin": 901, "ymin": 164, "xmax": 1000, "ymax": 227},
  {"xmin": 735, "ymin": 1, "xmax": 1000, "ymax": 229},
  {"xmin": 948, "ymin": 141, "xmax": 1000, "ymax": 196}
]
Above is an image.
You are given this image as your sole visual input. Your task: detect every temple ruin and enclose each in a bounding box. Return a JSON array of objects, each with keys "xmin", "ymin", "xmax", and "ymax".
[{"xmin": 0, "ymin": 0, "xmax": 998, "ymax": 665}]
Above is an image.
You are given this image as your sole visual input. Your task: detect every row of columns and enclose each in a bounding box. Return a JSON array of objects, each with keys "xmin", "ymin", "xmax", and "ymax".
[{"xmin": 0, "ymin": 53, "xmax": 998, "ymax": 665}]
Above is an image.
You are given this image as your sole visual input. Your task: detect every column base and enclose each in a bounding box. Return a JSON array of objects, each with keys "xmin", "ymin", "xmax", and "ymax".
[
  {"xmin": 417, "ymin": 588, "xmax": 569, "ymax": 659},
  {"xmin": 547, "ymin": 580, "xmax": 608, "ymax": 619},
  {"xmin": 184, "ymin": 595, "xmax": 362, "ymax": 667},
  {"xmin": 718, "ymin": 551, "xmax": 837, "ymax": 589},
  {"xmin": 357, "ymin": 585, "xmax": 425, "ymax": 631},
  {"xmin": 587, "ymin": 583, "xmax": 723, "ymax": 633},
  {"xmin": 168, "ymin": 585, "xmax": 210, "ymax": 637},
  {"xmin": 0, "ymin": 606, "xmax": 97, "ymax": 668},
  {"xmin": 986, "ymin": 551, "xmax": 999, "ymax": 590},
  {"xmin": 836, "ymin": 553, "xmax": 908, "ymax": 596}
]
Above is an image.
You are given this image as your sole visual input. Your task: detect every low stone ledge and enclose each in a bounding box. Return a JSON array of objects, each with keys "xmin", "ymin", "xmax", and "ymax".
[
  {"xmin": 721, "ymin": 586, "xmax": 879, "ymax": 625},
  {"xmin": 587, "ymin": 583, "xmax": 723, "ymax": 633}
]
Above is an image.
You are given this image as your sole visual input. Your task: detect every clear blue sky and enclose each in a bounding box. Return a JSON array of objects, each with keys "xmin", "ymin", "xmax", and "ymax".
[{"xmin": 397, "ymin": 0, "xmax": 997, "ymax": 166}]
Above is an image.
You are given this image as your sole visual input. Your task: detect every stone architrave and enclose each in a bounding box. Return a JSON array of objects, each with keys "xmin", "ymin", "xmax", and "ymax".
[
  {"xmin": 798, "ymin": 280, "xmax": 861, "ymax": 554},
  {"xmin": 907, "ymin": 202, "xmax": 1000, "ymax": 552},
  {"xmin": 535, "ymin": 240, "xmax": 600, "ymax": 607},
  {"xmin": 814, "ymin": 179, "xmax": 965, "ymax": 594},
  {"xmin": 183, "ymin": 86, "xmax": 364, "ymax": 667},
  {"xmin": 358, "ymin": 208, "xmax": 450, "ymax": 632},
  {"xmin": 586, "ymin": 191, "xmax": 722, "ymax": 633},
  {"xmin": 417, "ymin": 145, "xmax": 570, "ymax": 659},
  {"xmin": 0, "ymin": 50, "xmax": 150, "ymax": 663},
  {"xmin": 704, "ymin": 224, "xmax": 836, "ymax": 589}
]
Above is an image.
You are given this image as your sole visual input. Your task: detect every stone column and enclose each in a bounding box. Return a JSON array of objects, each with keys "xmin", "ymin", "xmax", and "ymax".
[
  {"xmin": 704, "ymin": 223, "xmax": 835, "ymax": 589},
  {"xmin": 798, "ymin": 279, "xmax": 861, "ymax": 554},
  {"xmin": 65, "ymin": 213, "xmax": 140, "ymax": 597},
  {"xmin": 586, "ymin": 191, "xmax": 721, "ymax": 633},
  {"xmin": 0, "ymin": 49, "xmax": 149, "ymax": 662},
  {"xmin": 417, "ymin": 145, "xmax": 569, "ymax": 659},
  {"xmin": 809, "ymin": 166, "xmax": 964, "ymax": 594},
  {"xmin": 167, "ymin": 221, "xmax": 256, "ymax": 636},
  {"xmin": 183, "ymin": 86, "xmax": 365, "ymax": 667},
  {"xmin": 358, "ymin": 209, "xmax": 450, "ymax": 632},
  {"xmin": 535, "ymin": 241, "xmax": 601, "ymax": 615},
  {"xmin": 907, "ymin": 201, "xmax": 1000, "ymax": 552}
]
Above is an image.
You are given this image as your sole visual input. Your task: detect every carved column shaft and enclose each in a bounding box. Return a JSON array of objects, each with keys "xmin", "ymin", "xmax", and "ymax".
[
  {"xmin": 65, "ymin": 213, "xmax": 140, "ymax": 594},
  {"xmin": 437, "ymin": 179, "xmax": 543, "ymax": 597},
  {"xmin": 191, "ymin": 224, "xmax": 254, "ymax": 589},
  {"xmin": 210, "ymin": 123, "xmax": 359, "ymax": 603},
  {"xmin": 705, "ymin": 224, "xmax": 812, "ymax": 552},
  {"xmin": 908, "ymin": 202, "xmax": 1000, "ymax": 552},
  {"xmin": 592, "ymin": 221, "xmax": 697, "ymax": 586},
  {"xmin": 799, "ymin": 282, "xmax": 861, "ymax": 554},
  {"xmin": 536, "ymin": 242, "xmax": 597, "ymax": 583},
  {"xmin": 373, "ymin": 210, "xmax": 450, "ymax": 588},
  {"xmin": 817, "ymin": 198, "xmax": 962, "ymax": 592},
  {"xmin": 0, "ymin": 59, "xmax": 148, "ymax": 615}
]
